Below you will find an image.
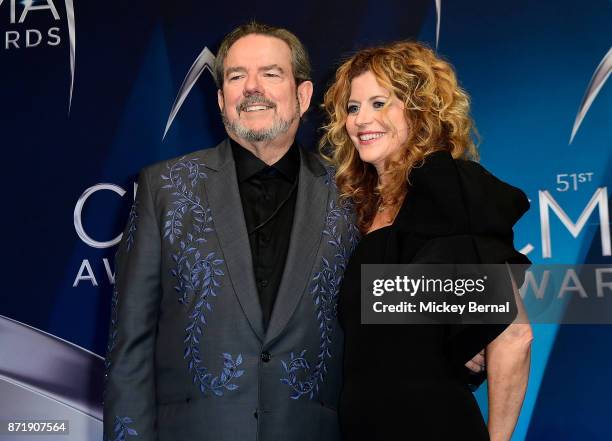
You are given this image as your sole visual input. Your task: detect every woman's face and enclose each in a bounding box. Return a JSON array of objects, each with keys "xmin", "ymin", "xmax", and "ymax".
[{"xmin": 345, "ymin": 70, "xmax": 409, "ymax": 172}]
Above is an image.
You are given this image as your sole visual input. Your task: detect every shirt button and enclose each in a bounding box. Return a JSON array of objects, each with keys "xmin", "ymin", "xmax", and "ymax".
[
  {"xmin": 257, "ymin": 279, "xmax": 269, "ymax": 288},
  {"xmin": 261, "ymin": 351, "xmax": 271, "ymax": 363},
  {"xmin": 254, "ymin": 410, "xmax": 258, "ymax": 419}
]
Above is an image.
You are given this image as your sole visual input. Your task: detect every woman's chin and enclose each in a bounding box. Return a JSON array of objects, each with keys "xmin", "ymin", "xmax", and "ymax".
[{"xmin": 357, "ymin": 152, "xmax": 383, "ymax": 168}]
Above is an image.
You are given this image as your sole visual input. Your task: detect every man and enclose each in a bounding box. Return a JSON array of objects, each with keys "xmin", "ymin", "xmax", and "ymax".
[
  {"xmin": 103, "ymin": 22, "xmax": 484, "ymax": 441},
  {"xmin": 104, "ymin": 22, "xmax": 359, "ymax": 441}
]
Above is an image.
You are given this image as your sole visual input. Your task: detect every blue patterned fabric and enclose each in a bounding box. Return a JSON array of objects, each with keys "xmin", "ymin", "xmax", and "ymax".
[
  {"xmin": 280, "ymin": 168, "xmax": 360, "ymax": 399},
  {"xmin": 109, "ymin": 416, "xmax": 138, "ymax": 441},
  {"xmin": 162, "ymin": 156, "xmax": 244, "ymax": 396}
]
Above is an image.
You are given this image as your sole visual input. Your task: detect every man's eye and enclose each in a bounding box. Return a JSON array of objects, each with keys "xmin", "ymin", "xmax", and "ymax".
[
  {"xmin": 264, "ymin": 72, "xmax": 280, "ymax": 78},
  {"xmin": 228, "ymin": 75, "xmax": 243, "ymax": 81},
  {"xmin": 347, "ymin": 104, "xmax": 359, "ymax": 114}
]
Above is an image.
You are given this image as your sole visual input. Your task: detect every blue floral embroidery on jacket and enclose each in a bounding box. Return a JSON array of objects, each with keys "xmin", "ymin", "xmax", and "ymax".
[
  {"xmin": 105, "ymin": 202, "xmax": 137, "ymax": 383},
  {"xmin": 182, "ymin": 251, "xmax": 244, "ymax": 395},
  {"xmin": 107, "ymin": 416, "xmax": 138, "ymax": 441},
  {"xmin": 103, "ymin": 285, "xmax": 120, "ymax": 398},
  {"xmin": 161, "ymin": 157, "xmax": 211, "ymax": 244},
  {"xmin": 162, "ymin": 156, "xmax": 243, "ymax": 396},
  {"xmin": 281, "ymin": 168, "xmax": 359, "ymax": 399},
  {"xmin": 125, "ymin": 201, "xmax": 138, "ymax": 252}
]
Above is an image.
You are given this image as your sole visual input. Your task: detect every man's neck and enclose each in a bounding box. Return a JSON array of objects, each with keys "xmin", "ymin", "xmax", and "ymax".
[{"xmin": 229, "ymin": 134, "xmax": 295, "ymax": 165}]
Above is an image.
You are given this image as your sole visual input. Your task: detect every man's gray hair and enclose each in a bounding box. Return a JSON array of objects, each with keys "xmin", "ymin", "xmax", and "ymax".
[{"xmin": 214, "ymin": 21, "xmax": 312, "ymax": 88}]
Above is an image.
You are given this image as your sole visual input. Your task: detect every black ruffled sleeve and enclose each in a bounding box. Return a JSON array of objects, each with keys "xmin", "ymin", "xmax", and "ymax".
[{"xmin": 384, "ymin": 150, "xmax": 531, "ymax": 385}]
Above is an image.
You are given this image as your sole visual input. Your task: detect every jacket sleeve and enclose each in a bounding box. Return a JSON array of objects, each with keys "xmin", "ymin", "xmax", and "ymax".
[
  {"xmin": 393, "ymin": 152, "xmax": 532, "ymax": 389},
  {"xmin": 104, "ymin": 167, "xmax": 161, "ymax": 441}
]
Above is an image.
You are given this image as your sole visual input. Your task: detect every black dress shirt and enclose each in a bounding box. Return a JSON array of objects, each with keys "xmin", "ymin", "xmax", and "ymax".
[{"xmin": 231, "ymin": 139, "xmax": 299, "ymax": 330}]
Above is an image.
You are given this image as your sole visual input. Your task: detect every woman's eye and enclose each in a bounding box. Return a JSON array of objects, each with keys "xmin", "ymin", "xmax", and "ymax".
[
  {"xmin": 347, "ymin": 104, "xmax": 359, "ymax": 114},
  {"xmin": 373, "ymin": 100, "xmax": 386, "ymax": 109}
]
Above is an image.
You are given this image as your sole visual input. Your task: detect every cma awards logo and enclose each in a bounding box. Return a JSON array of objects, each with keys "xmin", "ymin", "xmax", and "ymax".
[
  {"xmin": 525, "ymin": 46, "xmax": 612, "ymax": 259},
  {"xmin": 531, "ymin": 186, "xmax": 610, "ymax": 259},
  {"xmin": 2, "ymin": 0, "xmax": 77, "ymax": 110},
  {"xmin": 72, "ymin": 183, "xmax": 137, "ymax": 287}
]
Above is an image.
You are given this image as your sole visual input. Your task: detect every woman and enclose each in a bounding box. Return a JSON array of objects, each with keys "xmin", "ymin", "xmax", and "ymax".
[{"xmin": 321, "ymin": 41, "xmax": 533, "ymax": 441}]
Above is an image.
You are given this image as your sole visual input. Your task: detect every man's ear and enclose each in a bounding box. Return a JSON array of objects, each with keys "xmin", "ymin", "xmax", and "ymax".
[
  {"xmin": 297, "ymin": 80, "xmax": 313, "ymax": 116},
  {"xmin": 217, "ymin": 89, "xmax": 224, "ymax": 112}
]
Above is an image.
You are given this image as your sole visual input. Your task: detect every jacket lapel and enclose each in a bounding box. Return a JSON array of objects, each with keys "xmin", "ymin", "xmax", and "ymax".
[
  {"xmin": 202, "ymin": 140, "xmax": 265, "ymax": 341},
  {"xmin": 264, "ymin": 149, "xmax": 329, "ymax": 346}
]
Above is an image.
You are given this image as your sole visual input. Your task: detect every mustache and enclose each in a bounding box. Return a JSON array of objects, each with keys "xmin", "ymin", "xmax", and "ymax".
[{"xmin": 237, "ymin": 95, "xmax": 276, "ymax": 113}]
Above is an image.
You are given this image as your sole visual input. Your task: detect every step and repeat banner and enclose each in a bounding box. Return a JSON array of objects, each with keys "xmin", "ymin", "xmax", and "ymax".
[{"xmin": 1, "ymin": 0, "xmax": 610, "ymax": 439}]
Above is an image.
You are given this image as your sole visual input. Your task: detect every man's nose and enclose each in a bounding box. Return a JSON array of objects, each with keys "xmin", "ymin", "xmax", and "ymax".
[{"xmin": 244, "ymin": 74, "xmax": 263, "ymax": 96}]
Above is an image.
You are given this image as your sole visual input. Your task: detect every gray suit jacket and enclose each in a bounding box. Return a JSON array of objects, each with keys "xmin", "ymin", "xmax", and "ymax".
[{"xmin": 104, "ymin": 139, "xmax": 359, "ymax": 441}]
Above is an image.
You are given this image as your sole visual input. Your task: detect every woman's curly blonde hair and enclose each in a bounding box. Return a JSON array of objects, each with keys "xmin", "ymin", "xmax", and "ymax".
[{"xmin": 320, "ymin": 41, "xmax": 479, "ymax": 233}]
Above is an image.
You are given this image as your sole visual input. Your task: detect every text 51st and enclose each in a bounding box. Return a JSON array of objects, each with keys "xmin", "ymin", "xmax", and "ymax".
[{"xmin": 556, "ymin": 172, "xmax": 594, "ymax": 192}]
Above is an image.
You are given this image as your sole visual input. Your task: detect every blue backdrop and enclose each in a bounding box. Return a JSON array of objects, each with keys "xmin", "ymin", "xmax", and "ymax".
[{"xmin": 1, "ymin": 0, "xmax": 610, "ymax": 439}]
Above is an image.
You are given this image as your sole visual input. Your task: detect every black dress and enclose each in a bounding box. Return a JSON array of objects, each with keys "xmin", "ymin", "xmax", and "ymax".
[{"xmin": 338, "ymin": 151, "xmax": 530, "ymax": 441}]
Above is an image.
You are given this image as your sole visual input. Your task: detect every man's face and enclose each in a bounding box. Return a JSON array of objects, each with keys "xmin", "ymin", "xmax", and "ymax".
[{"xmin": 217, "ymin": 34, "xmax": 312, "ymax": 145}]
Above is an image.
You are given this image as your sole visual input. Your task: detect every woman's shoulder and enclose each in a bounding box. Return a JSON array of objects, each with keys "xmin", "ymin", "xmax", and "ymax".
[
  {"xmin": 396, "ymin": 150, "xmax": 529, "ymax": 236},
  {"xmin": 410, "ymin": 150, "xmax": 522, "ymax": 194}
]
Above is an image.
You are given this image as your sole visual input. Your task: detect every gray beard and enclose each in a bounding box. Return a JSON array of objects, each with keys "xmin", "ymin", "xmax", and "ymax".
[{"xmin": 221, "ymin": 102, "xmax": 300, "ymax": 143}]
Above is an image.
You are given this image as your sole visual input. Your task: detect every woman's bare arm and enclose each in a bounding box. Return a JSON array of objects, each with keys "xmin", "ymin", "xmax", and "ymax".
[{"xmin": 486, "ymin": 268, "xmax": 533, "ymax": 441}]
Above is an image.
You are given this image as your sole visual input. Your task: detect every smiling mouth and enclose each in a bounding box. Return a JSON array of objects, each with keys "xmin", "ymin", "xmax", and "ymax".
[
  {"xmin": 358, "ymin": 132, "xmax": 386, "ymax": 142},
  {"xmin": 243, "ymin": 105, "xmax": 273, "ymax": 112}
]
